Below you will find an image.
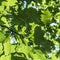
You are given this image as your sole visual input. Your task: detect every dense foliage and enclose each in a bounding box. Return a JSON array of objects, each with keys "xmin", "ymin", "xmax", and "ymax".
[{"xmin": 0, "ymin": 0, "xmax": 60, "ymax": 60}]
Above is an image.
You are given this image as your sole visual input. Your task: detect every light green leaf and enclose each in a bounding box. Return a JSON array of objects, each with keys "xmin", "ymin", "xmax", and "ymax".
[
  {"xmin": 1, "ymin": 17, "xmax": 9, "ymax": 26},
  {"xmin": 0, "ymin": 43, "xmax": 3, "ymax": 55},
  {"xmin": 41, "ymin": 9, "xmax": 52, "ymax": 24},
  {"xmin": 54, "ymin": 12, "xmax": 60, "ymax": 20},
  {"xmin": 51, "ymin": 54, "xmax": 57, "ymax": 60},
  {"xmin": 30, "ymin": 50, "xmax": 46, "ymax": 60},
  {"xmin": 4, "ymin": 38, "xmax": 11, "ymax": 55},
  {"xmin": 0, "ymin": 55, "xmax": 11, "ymax": 60},
  {"xmin": 0, "ymin": 32, "xmax": 5, "ymax": 42},
  {"xmin": 10, "ymin": 45, "xmax": 16, "ymax": 53}
]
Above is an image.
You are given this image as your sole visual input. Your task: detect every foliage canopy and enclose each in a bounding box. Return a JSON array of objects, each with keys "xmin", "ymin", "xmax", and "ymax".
[{"xmin": 0, "ymin": 0, "xmax": 60, "ymax": 60}]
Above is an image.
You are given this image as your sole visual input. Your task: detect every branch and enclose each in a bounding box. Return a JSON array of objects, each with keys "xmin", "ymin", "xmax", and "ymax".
[{"xmin": 0, "ymin": 24, "xmax": 24, "ymax": 38}]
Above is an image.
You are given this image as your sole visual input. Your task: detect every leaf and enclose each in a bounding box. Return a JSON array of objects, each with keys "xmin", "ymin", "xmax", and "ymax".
[
  {"xmin": 57, "ymin": 56, "xmax": 60, "ymax": 60},
  {"xmin": 0, "ymin": 32, "xmax": 5, "ymax": 42},
  {"xmin": 16, "ymin": 44, "xmax": 32, "ymax": 59},
  {"xmin": 4, "ymin": 37, "xmax": 11, "ymax": 55},
  {"xmin": 29, "ymin": 50, "xmax": 46, "ymax": 60},
  {"xmin": 1, "ymin": 17, "xmax": 9, "ymax": 26},
  {"xmin": 41, "ymin": 9, "xmax": 52, "ymax": 24},
  {"xmin": 51, "ymin": 54, "xmax": 57, "ymax": 60},
  {"xmin": 54, "ymin": 12, "xmax": 60, "ymax": 20},
  {"xmin": 4, "ymin": 36, "xmax": 16, "ymax": 55},
  {"xmin": 0, "ymin": 6, "xmax": 4, "ymax": 11},
  {"xmin": 0, "ymin": 43, "xmax": 3, "ymax": 55},
  {"xmin": 0, "ymin": 55, "xmax": 11, "ymax": 60},
  {"xmin": 6, "ymin": 0, "xmax": 17, "ymax": 6},
  {"xmin": 10, "ymin": 45, "xmax": 16, "ymax": 53},
  {"xmin": 57, "ymin": 29, "xmax": 60, "ymax": 35}
]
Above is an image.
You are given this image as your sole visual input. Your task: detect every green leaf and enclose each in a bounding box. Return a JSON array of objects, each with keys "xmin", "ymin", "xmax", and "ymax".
[
  {"xmin": 0, "ymin": 16, "xmax": 6, "ymax": 25},
  {"xmin": 4, "ymin": 41, "xmax": 11, "ymax": 55},
  {"xmin": 0, "ymin": 6, "xmax": 4, "ymax": 12},
  {"xmin": 16, "ymin": 44, "xmax": 32, "ymax": 59},
  {"xmin": 10, "ymin": 44, "xmax": 16, "ymax": 53},
  {"xmin": 6, "ymin": 0, "xmax": 17, "ymax": 6},
  {"xmin": 51, "ymin": 54, "xmax": 57, "ymax": 60},
  {"xmin": 54, "ymin": 12, "xmax": 60, "ymax": 20},
  {"xmin": 57, "ymin": 56, "xmax": 60, "ymax": 60},
  {"xmin": 0, "ymin": 43, "xmax": 3, "ymax": 55},
  {"xmin": 0, "ymin": 55, "xmax": 11, "ymax": 60},
  {"xmin": 0, "ymin": 32, "xmax": 5, "ymax": 42},
  {"xmin": 4, "ymin": 38, "xmax": 11, "ymax": 55},
  {"xmin": 4, "ymin": 36, "xmax": 16, "ymax": 55},
  {"xmin": 41, "ymin": 9, "xmax": 52, "ymax": 24},
  {"xmin": 29, "ymin": 50, "xmax": 46, "ymax": 60}
]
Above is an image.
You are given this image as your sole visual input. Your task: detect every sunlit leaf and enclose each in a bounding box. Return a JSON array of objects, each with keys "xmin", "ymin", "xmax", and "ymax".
[
  {"xmin": 0, "ymin": 32, "xmax": 5, "ymax": 42},
  {"xmin": 54, "ymin": 12, "xmax": 60, "ymax": 20},
  {"xmin": 41, "ymin": 9, "xmax": 52, "ymax": 24},
  {"xmin": 4, "ymin": 38, "xmax": 11, "ymax": 55},
  {"xmin": 0, "ymin": 55, "xmax": 11, "ymax": 60},
  {"xmin": 0, "ymin": 43, "xmax": 3, "ymax": 55}
]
